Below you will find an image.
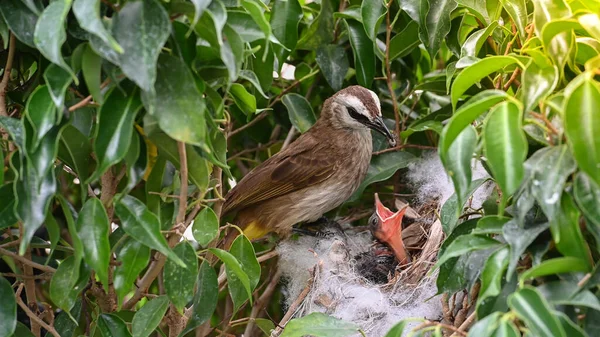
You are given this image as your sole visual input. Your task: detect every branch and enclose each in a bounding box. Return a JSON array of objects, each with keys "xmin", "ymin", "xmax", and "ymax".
[
  {"xmin": 0, "ymin": 247, "xmax": 56, "ymax": 273},
  {"xmin": 373, "ymin": 143, "xmax": 437, "ymax": 155},
  {"xmin": 176, "ymin": 141, "xmax": 188, "ymax": 225},
  {"xmin": 68, "ymin": 78, "xmax": 111, "ymax": 112},
  {"xmin": 449, "ymin": 312, "xmax": 476, "ymax": 337},
  {"xmin": 22, "ymin": 245, "xmax": 41, "ymax": 337},
  {"xmin": 0, "ymin": 33, "xmax": 16, "ymax": 117},
  {"xmin": 243, "ymin": 269, "xmax": 282, "ymax": 336},
  {"xmin": 15, "ymin": 284, "xmax": 61, "ymax": 337}
]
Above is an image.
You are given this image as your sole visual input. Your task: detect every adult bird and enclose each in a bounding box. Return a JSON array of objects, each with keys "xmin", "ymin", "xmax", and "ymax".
[{"xmin": 220, "ymin": 85, "xmax": 396, "ymax": 246}]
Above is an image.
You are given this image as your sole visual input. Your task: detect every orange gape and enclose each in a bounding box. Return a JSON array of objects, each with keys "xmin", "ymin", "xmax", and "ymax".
[{"xmin": 372, "ymin": 193, "xmax": 409, "ymax": 266}]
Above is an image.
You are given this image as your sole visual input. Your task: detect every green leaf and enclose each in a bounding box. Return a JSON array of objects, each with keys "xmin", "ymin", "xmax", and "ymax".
[
  {"xmin": 419, "ymin": 0, "xmax": 458, "ymax": 58},
  {"xmin": 389, "ymin": 20, "xmax": 420, "ymax": 60},
  {"xmin": 383, "ymin": 321, "xmax": 408, "ymax": 337},
  {"xmin": 0, "ymin": 0, "xmax": 37, "ymax": 48},
  {"xmin": 316, "ymin": 45, "xmax": 349, "ymax": 91},
  {"xmin": 434, "ymin": 234, "xmax": 502, "ymax": 270},
  {"xmin": 0, "ymin": 276, "xmax": 16, "ymax": 337},
  {"xmin": 349, "ymin": 151, "xmax": 416, "ymax": 202},
  {"xmin": 98, "ymin": 314, "xmax": 132, "ymax": 337},
  {"xmin": 345, "ymin": 19, "xmax": 376, "ymax": 88},
  {"xmin": 209, "ymin": 248, "xmax": 253, "ymax": 306},
  {"xmin": 0, "ymin": 116, "xmax": 24, "ymax": 151},
  {"xmin": 440, "ymin": 179, "xmax": 487, "ymax": 234},
  {"xmin": 142, "ymin": 55, "xmax": 207, "ymax": 149},
  {"xmin": 483, "ymin": 101, "xmax": 527, "ymax": 199},
  {"xmin": 508, "ymin": 287, "xmax": 566, "ymax": 337},
  {"xmin": 25, "ymin": 86, "xmax": 57, "ymax": 149},
  {"xmin": 494, "ymin": 321, "xmax": 520, "ymax": 337},
  {"xmin": 280, "ymin": 312, "xmax": 360, "ymax": 337},
  {"xmin": 228, "ymin": 235, "xmax": 261, "ymax": 311},
  {"xmin": 281, "ymin": 93, "xmax": 317, "ymax": 133},
  {"xmin": 230, "ymin": 83, "xmax": 257, "ymax": 115},
  {"xmin": 0, "ymin": 185, "xmax": 17, "ymax": 230},
  {"xmin": 132, "ymin": 296, "xmax": 169, "ymax": 337},
  {"xmin": 250, "ymin": 40, "xmax": 274, "ymax": 92},
  {"xmin": 473, "ymin": 215, "xmax": 510, "ymax": 234},
  {"xmin": 439, "ymin": 90, "xmax": 510, "ymax": 157},
  {"xmin": 477, "ymin": 247, "xmax": 509, "ymax": 309},
  {"xmin": 239, "ymin": 70, "xmax": 269, "ymax": 99},
  {"xmin": 73, "ymin": 0, "xmax": 123, "ymax": 53},
  {"xmin": 90, "ymin": 81, "xmax": 142, "ymax": 182},
  {"xmin": 242, "ymin": 0, "xmax": 272, "ymax": 41},
  {"xmin": 50, "ymin": 256, "xmax": 88, "ymax": 313},
  {"xmin": 115, "ymin": 195, "xmax": 185, "ymax": 267},
  {"xmin": 270, "ymin": 0, "xmax": 302, "ymax": 63},
  {"xmin": 574, "ymin": 172, "xmax": 600, "ymax": 227},
  {"xmin": 520, "ymin": 257, "xmax": 589, "ymax": 285},
  {"xmin": 57, "ymin": 125, "xmax": 92, "ymax": 189},
  {"xmin": 532, "ymin": 0, "xmax": 572, "ymax": 69},
  {"xmin": 361, "ymin": 0, "xmax": 385, "ymax": 41},
  {"xmin": 114, "ymin": 239, "xmax": 150, "ymax": 308},
  {"xmin": 580, "ymin": 13, "xmax": 600, "ymax": 41},
  {"xmin": 34, "ymin": 0, "xmax": 76, "ymax": 81},
  {"xmin": 81, "ymin": 44, "xmax": 104, "ymax": 105},
  {"xmin": 443, "ymin": 125, "xmax": 476, "ymax": 209},
  {"xmin": 501, "ymin": 0, "xmax": 528, "ymax": 40},
  {"xmin": 43, "ymin": 64, "xmax": 73, "ymax": 109},
  {"xmin": 189, "ymin": 0, "xmax": 211, "ymax": 32},
  {"xmin": 451, "ymin": 56, "xmax": 521, "ymax": 109},
  {"xmin": 550, "ymin": 193, "xmax": 591, "ymax": 267},
  {"xmin": 564, "ymin": 77, "xmax": 600, "ymax": 186},
  {"xmin": 49, "ymin": 300, "xmax": 82, "ymax": 337},
  {"xmin": 468, "ymin": 312, "xmax": 502, "ymax": 337},
  {"xmin": 457, "ymin": 0, "xmax": 491, "ymax": 24},
  {"xmin": 297, "ymin": 0, "xmax": 334, "ymax": 50},
  {"xmin": 539, "ymin": 281, "xmax": 600, "ymax": 311},
  {"xmin": 44, "ymin": 213, "xmax": 60, "ymax": 264},
  {"xmin": 556, "ymin": 312, "xmax": 587, "ymax": 337},
  {"xmin": 113, "ymin": 0, "xmax": 170, "ymax": 91},
  {"xmin": 12, "ymin": 322, "xmax": 35, "ymax": 337},
  {"xmin": 181, "ymin": 261, "xmax": 218, "ymax": 336},
  {"xmin": 520, "ymin": 61, "xmax": 558, "ymax": 113},
  {"xmin": 75, "ymin": 198, "xmax": 111, "ymax": 290},
  {"xmin": 192, "ymin": 207, "xmax": 219, "ymax": 247},
  {"xmin": 460, "ymin": 22, "xmax": 499, "ymax": 59},
  {"xmin": 164, "ymin": 242, "xmax": 198, "ymax": 313},
  {"xmin": 124, "ymin": 131, "xmax": 147, "ymax": 194},
  {"xmin": 503, "ymin": 219, "xmax": 549, "ymax": 279},
  {"xmin": 57, "ymin": 195, "xmax": 84, "ymax": 267}
]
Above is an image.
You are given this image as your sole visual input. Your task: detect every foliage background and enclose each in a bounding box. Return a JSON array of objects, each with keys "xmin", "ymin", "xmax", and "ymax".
[{"xmin": 1, "ymin": 0, "xmax": 600, "ymax": 336}]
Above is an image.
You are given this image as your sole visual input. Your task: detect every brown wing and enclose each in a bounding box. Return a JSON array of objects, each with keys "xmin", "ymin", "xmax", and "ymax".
[{"xmin": 221, "ymin": 135, "xmax": 338, "ymax": 217}]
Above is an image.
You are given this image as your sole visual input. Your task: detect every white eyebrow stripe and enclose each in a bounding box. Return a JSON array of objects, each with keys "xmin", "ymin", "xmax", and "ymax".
[
  {"xmin": 338, "ymin": 94, "xmax": 369, "ymax": 116},
  {"xmin": 369, "ymin": 90, "xmax": 381, "ymax": 115}
]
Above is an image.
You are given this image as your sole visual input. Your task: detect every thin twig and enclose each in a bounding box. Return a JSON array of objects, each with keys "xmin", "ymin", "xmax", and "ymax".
[
  {"xmin": 0, "ymin": 247, "xmax": 56, "ymax": 273},
  {"xmin": 15, "ymin": 284, "xmax": 61, "ymax": 337},
  {"xmin": 272, "ymin": 271, "xmax": 315, "ymax": 336},
  {"xmin": 449, "ymin": 312, "xmax": 476, "ymax": 337},
  {"xmin": 22, "ymin": 244, "xmax": 41, "ymax": 337},
  {"xmin": 176, "ymin": 142, "xmax": 188, "ymax": 225},
  {"xmin": 384, "ymin": 0, "xmax": 401, "ymax": 141},
  {"xmin": 503, "ymin": 68, "xmax": 521, "ymax": 91},
  {"xmin": 67, "ymin": 78, "xmax": 111, "ymax": 112},
  {"xmin": 373, "ymin": 143, "xmax": 437, "ymax": 155},
  {"xmin": 0, "ymin": 33, "xmax": 16, "ymax": 117},
  {"xmin": 414, "ymin": 320, "xmax": 467, "ymax": 337},
  {"xmin": 282, "ymin": 128, "xmax": 297, "ymax": 150},
  {"xmin": 243, "ymin": 269, "xmax": 282, "ymax": 336}
]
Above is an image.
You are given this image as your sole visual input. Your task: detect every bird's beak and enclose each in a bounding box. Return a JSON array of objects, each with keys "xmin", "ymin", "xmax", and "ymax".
[
  {"xmin": 367, "ymin": 116, "xmax": 397, "ymax": 147},
  {"xmin": 371, "ymin": 193, "xmax": 409, "ymax": 265}
]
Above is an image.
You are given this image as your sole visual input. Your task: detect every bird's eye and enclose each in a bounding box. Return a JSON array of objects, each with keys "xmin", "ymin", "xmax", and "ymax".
[{"xmin": 347, "ymin": 106, "xmax": 370, "ymax": 124}]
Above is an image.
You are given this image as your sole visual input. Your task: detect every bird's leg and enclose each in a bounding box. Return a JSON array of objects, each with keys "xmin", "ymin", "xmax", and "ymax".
[{"xmin": 292, "ymin": 217, "xmax": 338, "ymax": 238}]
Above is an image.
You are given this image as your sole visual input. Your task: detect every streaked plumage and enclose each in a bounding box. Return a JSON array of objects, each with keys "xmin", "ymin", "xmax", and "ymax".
[{"xmin": 221, "ymin": 86, "xmax": 396, "ymax": 241}]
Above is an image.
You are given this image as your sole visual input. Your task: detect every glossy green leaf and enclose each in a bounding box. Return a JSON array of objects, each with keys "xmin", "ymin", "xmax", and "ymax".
[
  {"xmin": 124, "ymin": 131, "xmax": 147, "ymax": 194},
  {"xmin": 44, "ymin": 213, "xmax": 60, "ymax": 264},
  {"xmin": 131, "ymin": 296, "xmax": 169, "ymax": 337},
  {"xmin": 477, "ymin": 247, "xmax": 509, "ymax": 308},
  {"xmin": 451, "ymin": 56, "xmax": 520, "ymax": 109},
  {"xmin": 0, "ymin": 276, "xmax": 16, "ymax": 337},
  {"xmin": 192, "ymin": 207, "xmax": 219, "ymax": 247},
  {"xmin": 439, "ymin": 90, "xmax": 509, "ymax": 157},
  {"xmin": 142, "ymin": 55, "xmax": 207, "ymax": 149},
  {"xmin": 34, "ymin": 0, "xmax": 76, "ymax": 81},
  {"xmin": 508, "ymin": 287, "xmax": 566, "ymax": 337},
  {"xmin": 550, "ymin": 193, "xmax": 591, "ymax": 267},
  {"xmin": 501, "ymin": 0, "xmax": 528, "ymax": 40},
  {"xmin": 574, "ymin": 172, "xmax": 600, "ymax": 227},
  {"xmin": 115, "ymin": 195, "xmax": 185, "ymax": 267},
  {"xmin": 57, "ymin": 195, "xmax": 84, "ymax": 267},
  {"xmin": 434, "ymin": 234, "xmax": 502, "ymax": 269},
  {"xmin": 532, "ymin": 0, "xmax": 572, "ymax": 68},
  {"xmin": 520, "ymin": 257, "xmax": 589, "ymax": 285},
  {"xmin": 349, "ymin": 151, "xmax": 416, "ymax": 201},
  {"xmin": 389, "ymin": 21, "xmax": 420, "ymax": 60},
  {"xmin": 521, "ymin": 61, "xmax": 558, "ymax": 112},
  {"xmin": 504, "ymin": 220, "xmax": 549, "ymax": 279},
  {"xmin": 345, "ymin": 19, "xmax": 375, "ymax": 88},
  {"xmin": 361, "ymin": 0, "xmax": 385, "ymax": 41},
  {"xmin": 539, "ymin": 281, "xmax": 600, "ymax": 311},
  {"xmin": 209, "ymin": 248, "xmax": 253, "ymax": 306},
  {"xmin": 230, "ymin": 83, "xmax": 257, "ymax": 115},
  {"xmin": 0, "ymin": 0, "xmax": 37, "ymax": 48},
  {"xmin": 0, "ymin": 185, "xmax": 17, "ymax": 230},
  {"xmin": 239, "ymin": 70, "xmax": 269, "ymax": 99},
  {"xmin": 49, "ymin": 300, "xmax": 82, "ymax": 337},
  {"xmin": 468, "ymin": 312, "xmax": 502, "ymax": 337},
  {"xmin": 43, "ymin": 64, "xmax": 73, "ymax": 109},
  {"xmin": 12, "ymin": 322, "xmax": 35, "ymax": 337},
  {"xmin": 419, "ymin": 0, "xmax": 458, "ymax": 58},
  {"xmin": 316, "ymin": 45, "xmax": 349, "ymax": 91},
  {"xmin": 98, "ymin": 314, "xmax": 132, "ymax": 337},
  {"xmin": 250, "ymin": 40, "xmax": 274, "ymax": 92},
  {"xmin": 75, "ymin": 198, "xmax": 110, "ymax": 290},
  {"xmin": 564, "ymin": 77, "xmax": 600, "ymax": 186},
  {"xmin": 90, "ymin": 82, "xmax": 142, "ymax": 182},
  {"xmin": 580, "ymin": 13, "xmax": 600, "ymax": 41},
  {"xmin": 181, "ymin": 261, "xmax": 218, "ymax": 336},
  {"xmin": 58, "ymin": 125, "xmax": 92, "ymax": 189},
  {"xmin": 494, "ymin": 321, "xmax": 520, "ymax": 337},
  {"xmin": 460, "ymin": 22, "xmax": 498, "ymax": 59},
  {"xmin": 473, "ymin": 215, "xmax": 510, "ymax": 234},
  {"xmin": 73, "ymin": 0, "xmax": 123, "ymax": 53},
  {"xmin": 383, "ymin": 321, "xmax": 408, "ymax": 337},
  {"xmin": 483, "ymin": 101, "xmax": 527, "ymax": 199},
  {"xmin": 270, "ymin": 0, "xmax": 302, "ymax": 62},
  {"xmin": 189, "ymin": 0, "xmax": 211, "ymax": 33},
  {"xmin": 440, "ymin": 178, "xmax": 487, "ymax": 234},
  {"xmin": 556, "ymin": 312, "xmax": 587, "ymax": 337},
  {"xmin": 281, "ymin": 93, "xmax": 316, "ymax": 133},
  {"xmin": 242, "ymin": 0, "xmax": 271, "ymax": 41},
  {"xmin": 113, "ymin": 0, "xmax": 170, "ymax": 91},
  {"xmin": 297, "ymin": 0, "xmax": 334, "ymax": 50},
  {"xmin": 164, "ymin": 242, "xmax": 198, "ymax": 313},
  {"xmin": 49, "ymin": 256, "xmax": 88, "ymax": 312},
  {"xmin": 0, "ymin": 116, "xmax": 24, "ymax": 151},
  {"xmin": 114, "ymin": 239, "xmax": 150, "ymax": 308},
  {"xmin": 81, "ymin": 44, "xmax": 104, "ymax": 105},
  {"xmin": 457, "ymin": 0, "xmax": 491, "ymax": 24},
  {"xmin": 280, "ymin": 312, "xmax": 360, "ymax": 337},
  {"xmin": 25, "ymin": 85, "xmax": 56, "ymax": 149},
  {"xmin": 443, "ymin": 125, "xmax": 476, "ymax": 209},
  {"xmin": 228, "ymin": 235, "xmax": 261, "ymax": 311}
]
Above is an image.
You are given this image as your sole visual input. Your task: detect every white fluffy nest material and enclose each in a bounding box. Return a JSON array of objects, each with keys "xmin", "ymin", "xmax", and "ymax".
[{"xmin": 275, "ymin": 153, "xmax": 493, "ymax": 337}]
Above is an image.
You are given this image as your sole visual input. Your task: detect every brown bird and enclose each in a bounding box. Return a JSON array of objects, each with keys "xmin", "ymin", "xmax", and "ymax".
[
  {"xmin": 220, "ymin": 86, "xmax": 396, "ymax": 245},
  {"xmin": 368, "ymin": 193, "xmax": 410, "ymax": 265}
]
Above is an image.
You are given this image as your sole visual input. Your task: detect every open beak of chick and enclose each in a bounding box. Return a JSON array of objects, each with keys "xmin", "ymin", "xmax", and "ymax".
[{"xmin": 369, "ymin": 193, "xmax": 409, "ymax": 266}]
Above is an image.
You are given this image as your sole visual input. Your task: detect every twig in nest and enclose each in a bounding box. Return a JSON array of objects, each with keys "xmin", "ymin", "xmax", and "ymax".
[{"xmin": 271, "ymin": 267, "xmax": 316, "ymax": 336}]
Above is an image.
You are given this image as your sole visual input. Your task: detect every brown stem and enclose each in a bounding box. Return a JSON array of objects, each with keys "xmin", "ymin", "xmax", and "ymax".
[
  {"xmin": 176, "ymin": 142, "xmax": 188, "ymax": 225},
  {"xmin": 22, "ymin": 246, "xmax": 41, "ymax": 337},
  {"xmin": 503, "ymin": 68, "xmax": 521, "ymax": 91},
  {"xmin": 0, "ymin": 33, "xmax": 16, "ymax": 117},
  {"xmin": 243, "ymin": 269, "xmax": 282, "ymax": 336},
  {"xmin": 15, "ymin": 284, "xmax": 61, "ymax": 337},
  {"xmin": 373, "ymin": 143, "xmax": 437, "ymax": 155},
  {"xmin": 68, "ymin": 78, "xmax": 111, "ymax": 112},
  {"xmin": 449, "ymin": 312, "xmax": 475, "ymax": 337},
  {"xmin": 0, "ymin": 247, "xmax": 56, "ymax": 273},
  {"xmin": 413, "ymin": 320, "xmax": 467, "ymax": 336},
  {"xmin": 271, "ymin": 269, "xmax": 315, "ymax": 336},
  {"xmin": 384, "ymin": 0, "xmax": 401, "ymax": 141}
]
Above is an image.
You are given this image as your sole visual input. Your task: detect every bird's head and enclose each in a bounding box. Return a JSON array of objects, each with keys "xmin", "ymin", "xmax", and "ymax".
[
  {"xmin": 368, "ymin": 193, "xmax": 409, "ymax": 265},
  {"xmin": 325, "ymin": 86, "xmax": 397, "ymax": 147}
]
